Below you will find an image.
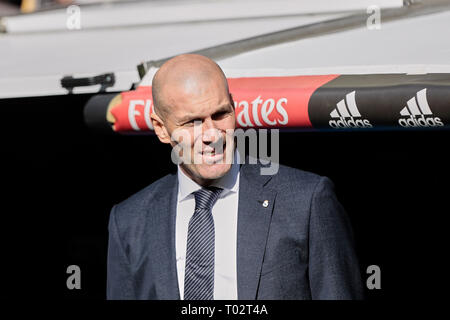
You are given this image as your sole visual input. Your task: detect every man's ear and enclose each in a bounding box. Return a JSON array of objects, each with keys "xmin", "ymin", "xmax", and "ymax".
[{"xmin": 151, "ymin": 112, "xmax": 171, "ymax": 144}]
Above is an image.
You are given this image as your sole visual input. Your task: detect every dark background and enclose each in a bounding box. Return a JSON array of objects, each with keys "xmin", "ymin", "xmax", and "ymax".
[{"xmin": 2, "ymin": 93, "xmax": 448, "ymax": 300}]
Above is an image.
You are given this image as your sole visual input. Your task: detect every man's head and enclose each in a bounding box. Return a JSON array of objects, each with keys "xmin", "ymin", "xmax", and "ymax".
[{"xmin": 151, "ymin": 54, "xmax": 236, "ymax": 186}]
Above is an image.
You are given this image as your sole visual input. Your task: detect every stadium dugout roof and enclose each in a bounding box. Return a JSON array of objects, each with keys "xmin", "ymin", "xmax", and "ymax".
[{"xmin": 2, "ymin": 0, "xmax": 449, "ymax": 99}]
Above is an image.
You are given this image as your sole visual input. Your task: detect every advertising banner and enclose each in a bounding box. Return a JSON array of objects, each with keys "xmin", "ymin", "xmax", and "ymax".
[{"xmin": 86, "ymin": 73, "xmax": 450, "ymax": 133}]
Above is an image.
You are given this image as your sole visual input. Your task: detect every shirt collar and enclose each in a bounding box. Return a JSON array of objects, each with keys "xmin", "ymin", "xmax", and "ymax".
[{"xmin": 177, "ymin": 150, "xmax": 241, "ymax": 202}]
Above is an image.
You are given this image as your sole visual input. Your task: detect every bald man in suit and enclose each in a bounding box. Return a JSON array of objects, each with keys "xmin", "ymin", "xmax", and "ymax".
[{"xmin": 107, "ymin": 54, "xmax": 364, "ymax": 300}]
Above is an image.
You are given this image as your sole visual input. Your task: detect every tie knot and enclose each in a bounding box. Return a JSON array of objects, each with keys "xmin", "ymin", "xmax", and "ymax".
[{"xmin": 194, "ymin": 186, "xmax": 223, "ymax": 210}]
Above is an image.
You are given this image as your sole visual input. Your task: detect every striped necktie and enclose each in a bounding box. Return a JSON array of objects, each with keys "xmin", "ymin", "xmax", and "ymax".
[{"xmin": 184, "ymin": 186, "xmax": 223, "ymax": 300}]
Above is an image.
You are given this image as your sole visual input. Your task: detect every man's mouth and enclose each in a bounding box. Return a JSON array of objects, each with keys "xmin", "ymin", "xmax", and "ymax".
[{"xmin": 200, "ymin": 143, "xmax": 226, "ymax": 163}]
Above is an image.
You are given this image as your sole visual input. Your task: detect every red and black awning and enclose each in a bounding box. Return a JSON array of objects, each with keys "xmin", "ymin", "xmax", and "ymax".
[{"xmin": 84, "ymin": 73, "xmax": 450, "ymax": 133}]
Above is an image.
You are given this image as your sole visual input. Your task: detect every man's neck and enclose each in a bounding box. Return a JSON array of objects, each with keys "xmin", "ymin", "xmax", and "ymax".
[{"xmin": 179, "ymin": 164, "xmax": 215, "ymax": 187}]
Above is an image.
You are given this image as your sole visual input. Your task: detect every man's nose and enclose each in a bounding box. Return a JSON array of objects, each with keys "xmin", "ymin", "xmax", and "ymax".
[{"xmin": 202, "ymin": 118, "xmax": 219, "ymax": 143}]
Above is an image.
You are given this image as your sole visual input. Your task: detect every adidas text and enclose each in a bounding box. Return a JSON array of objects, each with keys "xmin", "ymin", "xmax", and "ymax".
[
  {"xmin": 398, "ymin": 115, "xmax": 443, "ymax": 127},
  {"xmin": 329, "ymin": 117, "xmax": 372, "ymax": 128}
]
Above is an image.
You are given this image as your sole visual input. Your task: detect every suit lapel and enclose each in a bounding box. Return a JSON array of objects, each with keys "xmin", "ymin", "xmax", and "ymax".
[
  {"xmin": 237, "ymin": 162, "xmax": 276, "ymax": 299},
  {"xmin": 147, "ymin": 173, "xmax": 181, "ymax": 300},
  {"xmin": 148, "ymin": 162, "xmax": 276, "ymax": 300}
]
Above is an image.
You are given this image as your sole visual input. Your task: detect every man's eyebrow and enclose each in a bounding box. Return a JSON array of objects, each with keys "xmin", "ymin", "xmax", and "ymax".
[
  {"xmin": 178, "ymin": 114, "xmax": 198, "ymax": 123},
  {"xmin": 214, "ymin": 103, "xmax": 233, "ymax": 113}
]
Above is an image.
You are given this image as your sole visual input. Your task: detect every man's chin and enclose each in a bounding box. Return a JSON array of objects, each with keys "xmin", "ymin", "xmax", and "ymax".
[{"xmin": 196, "ymin": 162, "xmax": 232, "ymax": 181}]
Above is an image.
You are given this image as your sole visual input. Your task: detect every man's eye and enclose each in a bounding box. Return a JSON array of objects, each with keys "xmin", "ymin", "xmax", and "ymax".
[
  {"xmin": 212, "ymin": 111, "xmax": 228, "ymax": 120},
  {"xmin": 185, "ymin": 119, "xmax": 202, "ymax": 125}
]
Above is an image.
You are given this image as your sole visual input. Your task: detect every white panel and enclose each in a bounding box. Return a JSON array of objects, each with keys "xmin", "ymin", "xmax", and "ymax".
[
  {"xmin": 337, "ymin": 99, "xmax": 351, "ymax": 118},
  {"xmin": 218, "ymin": 11, "xmax": 450, "ymax": 70},
  {"xmin": 407, "ymin": 97, "xmax": 421, "ymax": 116},
  {"xmin": 416, "ymin": 88, "xmax": 433, "ymax": 115},
  {"xmin": 330, "ymin": 108, "xmax": 340, "ymax": 118},
  {"xmin": 345, "ymin": 91, "xmax": 361, "ymax": 117},
  {"xmin": 1, "ymin": 0, "xmax": 403, "ymax": 33},
  {"xmin": 400, "ymin": 106, "xmax": 410, "ymax": 116}
]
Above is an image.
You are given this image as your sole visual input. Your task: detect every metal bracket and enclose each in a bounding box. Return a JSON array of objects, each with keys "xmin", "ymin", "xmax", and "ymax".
[{"xmin": 60, "ymin": 73, "xmax": 115, "ymax": 93}]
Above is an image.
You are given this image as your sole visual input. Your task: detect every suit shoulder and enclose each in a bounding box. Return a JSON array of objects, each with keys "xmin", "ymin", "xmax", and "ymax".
[
  {"xmin": 274, "ymin": 163, "xmax": 324, "ymax": 189},
  {"xmin": 266, "ymin": 165, "xmax": 337, "ymax": 217},
  {"xmin": 112, "ymin": 173, "xmax": 176, "ymax": 220}
]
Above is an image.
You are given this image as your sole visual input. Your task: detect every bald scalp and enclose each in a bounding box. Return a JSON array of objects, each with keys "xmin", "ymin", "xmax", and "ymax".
[{"xmin": 151, "ymin": 54, "xmax": 229, "ymax": 119}]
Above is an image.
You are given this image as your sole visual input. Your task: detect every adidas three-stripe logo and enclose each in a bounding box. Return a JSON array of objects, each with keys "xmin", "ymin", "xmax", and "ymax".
[
  {"xmin": 328, "ymin": 91, "xmax": 373, "ymax": 129},
  {"xmin": 398, "ymin": 88, "xmax": 443, "ymax": 127}
]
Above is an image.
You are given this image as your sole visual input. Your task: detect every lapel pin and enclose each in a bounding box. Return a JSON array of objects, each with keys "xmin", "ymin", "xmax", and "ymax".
[{"xmin": 262, "ymin": 200, "xmax": 269, "ymax": 208}]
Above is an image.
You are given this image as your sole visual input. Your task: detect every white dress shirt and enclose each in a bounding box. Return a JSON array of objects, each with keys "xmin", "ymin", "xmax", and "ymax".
[{"xmin": 176, "ymin": 152, "xmax": 240, "ymax": 300}]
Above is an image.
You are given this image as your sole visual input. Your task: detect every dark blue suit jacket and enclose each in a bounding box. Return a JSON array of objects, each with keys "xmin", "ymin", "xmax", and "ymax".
[{"xmin": 107, "ymin": 162, "xmax": 364, "ymax": 299}]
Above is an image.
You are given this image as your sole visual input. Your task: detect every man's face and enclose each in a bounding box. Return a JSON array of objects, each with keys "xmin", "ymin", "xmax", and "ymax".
[{"xmin": 157, "ymin": 74, "xmax": 236, "ymax": 185}]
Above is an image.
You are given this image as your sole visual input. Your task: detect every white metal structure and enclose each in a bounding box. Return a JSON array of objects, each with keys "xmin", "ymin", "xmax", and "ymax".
[{"xmin": 2, "ymin": 0, "xmax": 450, "ymax": 99}]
